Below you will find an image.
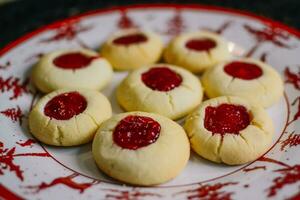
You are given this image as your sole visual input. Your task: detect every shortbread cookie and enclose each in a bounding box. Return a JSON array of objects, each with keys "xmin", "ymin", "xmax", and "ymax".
[
  {"xmin": 100, "ymin": 29, "xmax": 163, "ymax": 70},
  {"xmin": 117, "ymin": 64, "xmax": 203, "ymax": 120},
  {"xmin": 29, "ymin": 89, "xmax": 112, "ymax": 146},
  {"xmin": 92, "ymin": 111, "xmax": 190, "ymax": 185},
  {"xmin": 164, "ymin": 31, "xmax": 230, "ymax": 73},
  {"xmin": 202, "ymin": 58, "xmax": 284, "ymax": 107},
  {"xmin": 32, "ymin": 48, "xmax": 113, "ymax": 93},
  {"xmin": 184, "ymin": 96, "xmax": 274, "ymax": 165}
]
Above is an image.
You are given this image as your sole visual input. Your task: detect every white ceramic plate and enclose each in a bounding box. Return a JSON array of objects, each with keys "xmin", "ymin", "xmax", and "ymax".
[{"xmin": 0, "ymin": 4, "xmax": 299, "ymax": 200}]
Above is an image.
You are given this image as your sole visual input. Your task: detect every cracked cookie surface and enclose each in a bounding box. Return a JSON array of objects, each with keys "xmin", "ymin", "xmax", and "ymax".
[
  {"xmin": 184, "ymin": 96, "xmax": 274, "ymax": 165},
  {"xmin": 32, "ymin": 48, "xmax": 113, "ymax": 93},
  {"xmin": 29, "ymin": 88, "xmax": 112, "ymax": 146},
  {"xmin": 92, "ymin": 111, "xmax": 190, "ymax": 185},
  {"xmin": 100, "ymin": 29, "xmax": 163, "ymax": 70},
  {"xmin": 163, "ymin": 31, "xmax": 230, "ymax": 73},
  {"xmin": 202, "ymin": 58, "xmax": 284, "ymax": 108},
  {"xmin": 116, "ymin": 64, "xmax": 203, "ymax": 120}
]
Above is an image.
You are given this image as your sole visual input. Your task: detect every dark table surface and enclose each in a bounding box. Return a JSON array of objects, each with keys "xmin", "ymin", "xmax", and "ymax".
[{"xmin": 0, "ymin": 0, "xmax": 299, "ymax": 49}]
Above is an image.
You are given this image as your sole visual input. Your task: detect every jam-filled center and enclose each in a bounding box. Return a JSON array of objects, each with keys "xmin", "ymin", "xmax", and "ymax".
[
  {"xmin": 113, "ymin": 33, "xmax": 147, "ymax": 45},
  {"xmin": 113, "ymin": 115, "xmax": 161, "ymax": 150},
  {"xmin": 141, "ymin": 67, "xmax": 183, "ymax": 92},
  {"xmin": 44, "ymin": 92, "xmax": 87, "ymax": 120},
  {"xmin": 224, "ymin": 61, "xmax": 263, "ymax": 80},
  {"xmin": 53, "ymin": 52, "xmax": 98, "ymax": 69},
  {"xmin": 204, "ymin": 103, "xmax": 250, "ymax": 135},
  {"xmin": 185, "ymin": 38, "xmax": 217, "ymax": 51}
]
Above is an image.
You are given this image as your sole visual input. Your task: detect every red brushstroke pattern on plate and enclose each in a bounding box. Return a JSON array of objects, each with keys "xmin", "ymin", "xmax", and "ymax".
[
  {"xmin": 258, "ymin": 156, "xmax": 290, "ymax": 168},
  {"xmin": 40, "ymin": 19, "xmax": 91, "ymax": 48},
  {"xmin": 268, "ymin": 164, "xmax": 300, "ymax": 197},
  {"xmin": 165, "ymin": 9, "xmax": 186, "ymax": 36},
  {"xmin": 201, "ymin": 21, "xmax": 232, "ymax": 35},
  {"xmin": 175, "ymin": 182, "xmax": 238, "ymax": 200},
  {"xmin": 0, "ymin": 76, "xmax": 29, "ymax": 100},
  {"xmin": 244, "ymin": 24, "xmax": 294, "ymax": 57},
  {"xmin": 0, "ymin": 141, "xmax": 50, "ymax": 181},
  {"xmin": 117, "ymin": 9, "xmax": 138, "ymax": 29},
  {"xmin": 26, "ymin": 173, "xmax": 99, "ymax": 193},
  {"xmin": 0, "ymin": 106, "xmax": 23, "ymax": 124},
  {"xmin": 258, "ymin": 157, "xmax": 300, "ymax": 198},
  {"xmin": 285, "ymin": 67, "xmax": 300, "ymax": 90},
  {"xmin": 16, "ymin": 139, "xmax": 36, "ymax": 147},
  {"xmin": 281, "ymin": 131, "xmax": 300, "ymax": 151},
  {"xmin": 103, "ymin": 188, "xmax": 162, "ymax": 200},
  {"xmin": 290, "ymin": 97, "xmax": 300, "ymax": 123}
]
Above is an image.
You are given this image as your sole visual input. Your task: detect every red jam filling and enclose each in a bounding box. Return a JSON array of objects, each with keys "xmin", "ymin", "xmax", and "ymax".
[
  {"xmin": 185, "ymin": 38, "xmax": 216, "ymax": 51},
  {"xmin": 113, "ymin": 115, "xmax": 161, "ymax": 150},
  {"xmin": 224, "ymin": 61, "xmax": 263, "ymax": 80},
  {"xmin": 53, "ymin": 52, "xmax": 98, "ymax": 69},
  {"xmin": 44, "ymin": 92, "xmax": 87, "ymax": 120},
  {"xmin": 141, "ymin": 67, "xmax": 182, "ymax": 92},
  {"xmin": 113, "ymin": 33, "xmax": 147, "ymax": 45},
  {"xmin": 204, "ymin": 104, "xmax": 250, "ymax": 135}
]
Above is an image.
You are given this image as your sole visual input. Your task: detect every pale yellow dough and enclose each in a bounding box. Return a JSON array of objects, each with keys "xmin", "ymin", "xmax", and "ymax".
[
  {"xmin": 29, "ymin": 89, "xmax": 112, "ymax": 146},
  {"xmin": 100, "ymin": 29, "xmax": 163, "ymax": 70},
  {"xmin": 164, "ymin": 31, "xmax": 230, "ymax": 73},
  {"xmin": 184, "ymin": 96, "xmax": 274, "ymax": 165},
  {"xmin": 202, "ymin": 58, "xmax": 284, "ymax": 108},
  {"xmin": 32, "ymin": 48, "xmax": 113, "ymax": 93},
  {"xmin": 92, "ymin": 111, "xmax": 190, "ymax": 185},
  {"xmin": 116, "ymin": 64, "xmax": 203, "ymax": 120}
]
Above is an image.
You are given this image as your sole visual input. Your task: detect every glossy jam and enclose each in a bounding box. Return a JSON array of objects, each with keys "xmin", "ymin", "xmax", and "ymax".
[
  {"xmin": 141, "ymin": 67, "xmax": 182, "ymax": 91},
  {"xmin": 113, "ymin": 33, "xmax": 147, "ymax": 45},
  {"xmin": 53, "ymin": 52, "xmax": 98, "ymax": 69},
  {"xmin": 113, "ymin": 115, "xmax": 161, "ymax": 150},
  {"xmin": 204, "ymin": 103, "xmax": 250, "ymax": 135},
  {"xmin": 224, "ymin": 61, "xmax": 263, "ymax": 80},
  {"xmin": 44, "ymin": 92, "xmax": 87, "ymax": 120},
  {"xmin": 185, "ymin": 38, "xmax": 216, "ymax": 51}
]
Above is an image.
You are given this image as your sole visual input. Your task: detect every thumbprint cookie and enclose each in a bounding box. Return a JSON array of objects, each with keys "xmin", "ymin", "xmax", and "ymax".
[
  {"xmin": 164, "ymin": 31, "xmax": 230, "ymax": 73},
  {"xmin": 29, "ymin": 89, "xmax": 112, "ymax": 146},
  {"xmin": 92, "ymin": 111, "xmax": 190, "ymax": 185},
  {"xmin": 100, "ymin": 29, "xmax": 163, "ymax": 70},
  {"xmin": 202, "ymin": 58, "xmax": 284, "ymax": 107},
  {"xmin": 184, "ymin": 96, "xmax": 274, "ymax": 165},
  {"xmin": 116, "ymin": 64, "xmax": 203, "ymax": 120},
  {"xmin": 32, "ymin": 48, "xmax": 113, "ymax": 93}
]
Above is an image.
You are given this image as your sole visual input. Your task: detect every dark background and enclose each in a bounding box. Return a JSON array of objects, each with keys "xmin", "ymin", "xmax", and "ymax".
[{"xmin": 0, "ymin": 0, "xmax": 299, "ymax": 49}]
